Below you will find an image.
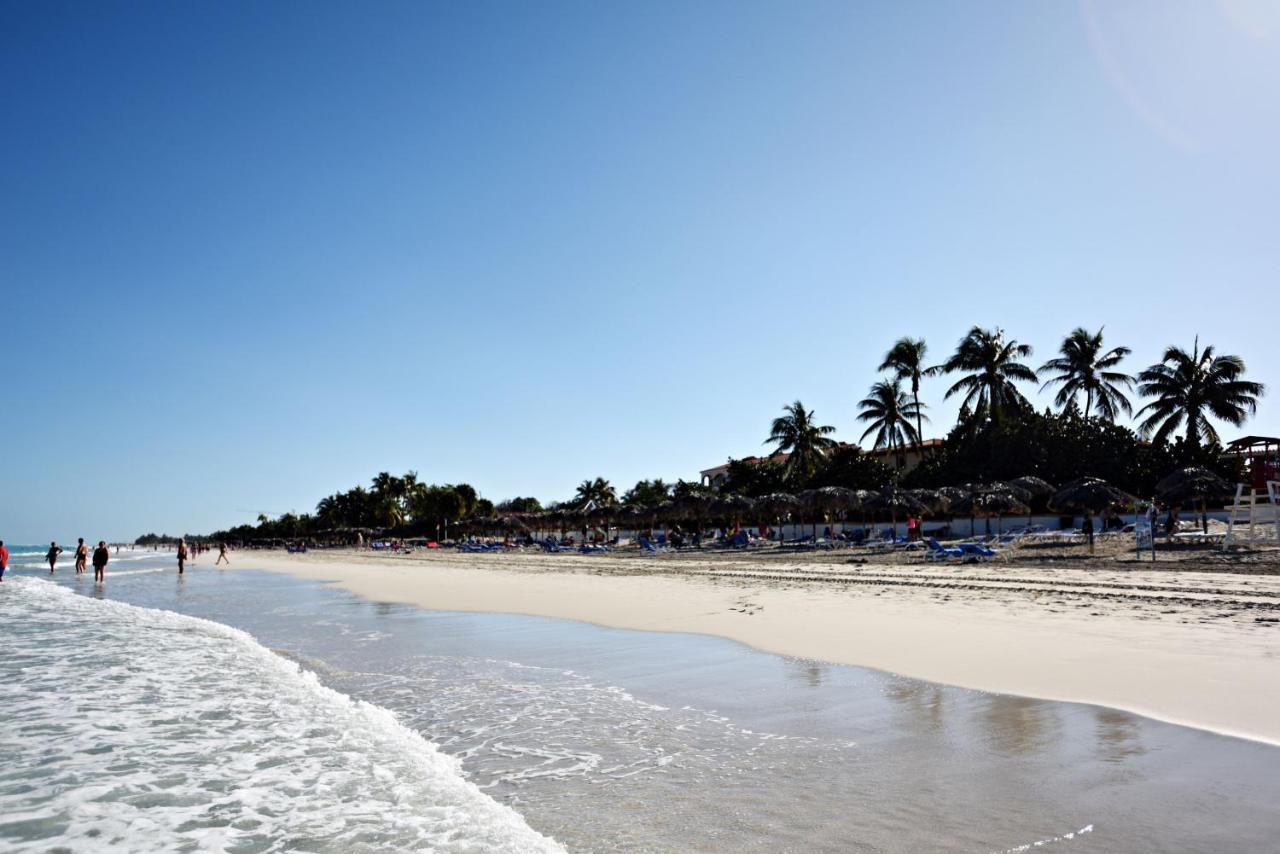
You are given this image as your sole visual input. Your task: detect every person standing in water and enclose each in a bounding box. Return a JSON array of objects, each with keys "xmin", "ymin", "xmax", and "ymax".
[
  {"xmin": 177, "ymin": 538, "xmax": 188, "ymax": 574},
  {"xmin": 74, "ymin": 538, "xmax": 88, "ymax": 574},
  {"xmin": 0, "ymin": 541, "xmax": 8, "ymax": 582},
  {"xmin": 92, "ymin": 540, "xmax": 109, "ymax": 583},
  {"xmin": 46, "ymin": 542, "xmax": 63, "ymax": 573},
  {"xmin": 215, "ymin": 542, "xmax": 229, "ymax": 566}
]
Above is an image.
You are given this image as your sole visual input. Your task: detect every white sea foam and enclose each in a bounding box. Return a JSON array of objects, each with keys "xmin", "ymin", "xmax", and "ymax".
[{"xmin": 0, "ymin": 578, "xmax": 565, "ymax": 853}]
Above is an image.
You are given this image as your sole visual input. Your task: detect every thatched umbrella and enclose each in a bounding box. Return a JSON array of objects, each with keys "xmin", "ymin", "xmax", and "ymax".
[
  {"xmin": 1009, "ymin": 476, "xmax": 1056, "ymax": 503},
  {"xmin": 953, "ymin": 491, "xmax": 1030, "ymax": 535},
  {"xmin": 1007, "ymin": 475, "xmax": 1056, "ymax": 524},
  {"xmin": 1048, "ymin": 477, "xmax": 1135, "ymax": 514},
  {"xmin": 712, "ymin": 494, "xmax": 756, "ymax": 531},
  {"xmin": 756, "ymin": 492, "xmax": 799, "ymax": 541},
  {"xmin": 1155, "ymin": 467, "xmax": 1234, "ymax": 534},
  {"xmin": 868, "ymin": 486, "xmax": 928, "ymax": 536},
  {"xmin": 675, "ymin": 493, "xmax": 716, "ymax": 542},
  {"xmin": 796, "ymin": 487, "xmax": 855, "ymax": 538},
  {"xmin": 907, "ymin": 488, "xmax": 949, "ymax": 515}
]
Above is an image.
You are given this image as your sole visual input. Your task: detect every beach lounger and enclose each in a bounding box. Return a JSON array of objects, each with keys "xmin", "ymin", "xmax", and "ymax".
[
  {"xmin": 925, "ymin": 538, "xmax": 963, "ymax": 559},
  {"xmin": 956, "ymin": 542, "xmax": 998, "ymax": 558}
]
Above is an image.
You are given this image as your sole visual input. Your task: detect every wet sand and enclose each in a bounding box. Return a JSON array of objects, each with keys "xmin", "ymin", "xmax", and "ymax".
[{"xmin": 230, "ymin": 544, "xmax": 1280, "ymax": 745}]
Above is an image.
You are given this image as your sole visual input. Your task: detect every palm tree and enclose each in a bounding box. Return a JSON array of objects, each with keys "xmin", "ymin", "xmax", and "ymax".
[
  {"xmin": 857, "ymin": 380, "xmax": 926, "ymax": 468},
  {"xmin": 573, "ymin": 477, "xmax": 617, "ymax": 508},
  {"xmin": 1038, "ymin": 327, "xmax": 1132, "ymax": 420},
  {"xmin": 879, "ymin": 337, "xmax": 930, "ymax": 451},
  {"xmin": 765, "ymin": 400, "xmax": 838, "ymax": 483},
  {"xmin": 937, "ymin": 327, "xmax": 1036, "ymax": 422},
  {"xmin": 1136, "ymin": 338, "xmax": 1265, "ymax": 449}
]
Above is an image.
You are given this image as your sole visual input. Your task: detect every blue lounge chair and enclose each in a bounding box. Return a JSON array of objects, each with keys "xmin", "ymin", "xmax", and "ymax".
[
  {"xmin": 926, "ymin": 538, "xmax": 963, "ymax": 559},
  {"xmin": 957, "ymin": 542, "xmax": 998, "ymax": 558}
]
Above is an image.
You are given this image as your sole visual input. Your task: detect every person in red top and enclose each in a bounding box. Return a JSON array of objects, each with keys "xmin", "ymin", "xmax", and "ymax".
[{"xmin": 0, "ymin": 541, "xmax": 9, "ymax": 582}]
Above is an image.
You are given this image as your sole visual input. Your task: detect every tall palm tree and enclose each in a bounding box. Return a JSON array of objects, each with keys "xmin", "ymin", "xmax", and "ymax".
[
  {"xmin": 573, "ymin": 477, "xmax": 617, "ymax": 508},
  {"xmin": 937, "ymin": 327, "xmax": 1036, "ymax": 422},
  {"xmin": 1136, "ymin": 338, "xmax": 1265, "ymax": 449},
  {"xmin": 1037, "ymin": 327, "xmax": 1132, "ymax": 420},
  {"xmin": 857, "ymin": 380, "xmax": 926, "ymax": 468},
  {"xmin": 765, "ymin": 399, "xmax": 838, "ymax": 483},
  {"xmin": 879, "ymin": 337, "xmax": 930, "ymax": 451}
]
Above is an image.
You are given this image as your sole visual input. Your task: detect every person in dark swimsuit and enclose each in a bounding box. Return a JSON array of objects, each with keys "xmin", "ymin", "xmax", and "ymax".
[
  {"xmin": 47, "ymin": 542, "xmax": 63, "ymax": 573},
  {"xmin": 177, "ymin": 538, "xmax": 188, "ymax": 574},
  {"xmin": 74, "ymin": 538, "xmax": 88, "ymax": 574},
  {"xmin": 92, "ymin": 541, "xmax": 109, "ymax": 583}
]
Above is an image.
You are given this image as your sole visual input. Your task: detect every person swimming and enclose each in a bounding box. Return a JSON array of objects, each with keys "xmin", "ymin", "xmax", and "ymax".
[{"xmin": 46, "ymin": 541, "xmax": 63, "ymax": 573}]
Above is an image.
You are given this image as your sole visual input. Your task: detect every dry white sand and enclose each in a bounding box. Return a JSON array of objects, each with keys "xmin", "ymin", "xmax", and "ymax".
[{"xmin": 231, "ymin": 548, "xmax": 1280, "ymax": 746}]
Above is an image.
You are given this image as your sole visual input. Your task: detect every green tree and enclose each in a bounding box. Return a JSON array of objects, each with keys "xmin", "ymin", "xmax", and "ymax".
[
  {"xmin": 857, "ymin": 379, "xmax": 926, "ymax": 468},
  {"xmin": 573, "ymin": 477, "xmax": 617, "ymax": 507},
  {"xmin": 879, "ymin": 337, "xmax": 930, "ymax": 450},
  {"xmin": 622, "ymin": 479, "xmax": 672, "ymax": 506},
  {"xmin": 1136, "ymin": 338, "xmax": 1265, "ymax": 449},
  {"xmin": 764, "ymin": 400, "xmax": 838, "ymax": 483},
  {"xmin": 722, "ymin": 457, "xmax": 787, "ymax": 497},
  {"xmin": 810, "ymin": 446, "xmax": 894, "ymax": 490},
  {"xmin": 1037, "ymin": 327, "xmax": 1132, "ymax": 420},
  {"xmin": 937, "ymin": 327, "xmax": 1036, "ymax": 423}
]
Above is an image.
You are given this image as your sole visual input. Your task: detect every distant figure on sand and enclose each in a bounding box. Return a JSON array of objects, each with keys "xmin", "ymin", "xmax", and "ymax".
[
  {"xmin": 177, "ymin": 538, "xmax": 188, "ymax": 574},
  {"xmin": 1082, "ymin": 511, "xmax": 1095, "ymax": 553},
  {"xmin": 92, "ymin": 541, "xmax": 109, "ymax": 583},
  {"xmin": 47, "ymin": 541, "xmax": 63, "ymax": 573},
  {"xmin": 0, "ymin": 541, "xmax": 8, "ymax": 582},
  {"xmin": 216, "ymin": 542, "xmax": 229, "ymax": 566},
  {"xmin": 74, "ymin": 538, "xmax": 88, "ymax": 574}
]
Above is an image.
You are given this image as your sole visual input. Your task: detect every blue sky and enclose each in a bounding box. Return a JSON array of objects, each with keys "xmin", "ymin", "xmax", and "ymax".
[{"xmin": 2, "ymin": 1, "xmax": 1277, "ymax": 542}]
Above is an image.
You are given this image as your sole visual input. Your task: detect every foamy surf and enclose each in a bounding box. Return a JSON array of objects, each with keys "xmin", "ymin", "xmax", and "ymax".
[{"xmin": 0, "ymin": 577, "xmax": 565, "ymax": 853}]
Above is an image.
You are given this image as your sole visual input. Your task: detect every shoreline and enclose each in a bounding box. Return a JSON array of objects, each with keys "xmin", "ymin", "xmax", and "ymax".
[{"xmin": 228, "ymin": 548, "xmax": 1280, "ymax": 747}]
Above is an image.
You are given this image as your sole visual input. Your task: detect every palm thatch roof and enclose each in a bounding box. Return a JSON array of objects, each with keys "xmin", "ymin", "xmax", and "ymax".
[
  {"xmin": 1008, "ymin": 475, "xmax": 1056, "ymax": 501},
  {"xmin": 755, "ymin": 493, "xmax": 800, "ymax": 518},
  {"xmin": 868, "ymin": 487, "xmax": 928, "ymax": 516},
  {"xmin": 906, "ymin": 488, "xmax": 949, "ymax": 515},
  {"xmin": 1048, "ymin": 477, "xmax": 1135, "ymax": 514},
  {"xmin": 1154, "ymin": 467, "xmax": 1234, "ymax": 504}
]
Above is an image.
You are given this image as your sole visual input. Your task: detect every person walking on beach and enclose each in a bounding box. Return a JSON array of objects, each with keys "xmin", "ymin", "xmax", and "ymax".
[
  {"xmin": 0, "ymin": 541, "xmax": 8, "ymax": 582},
  {"xmin": 46, "ymin": 541, "xmax": 63, "ymax": 573},
  {"xmin": 1082, "ymin": 511, "xmax": 1095, "ymax": 554},
  {"xmin": 177, "ymin": 538, "xmax": 188, "ymax": 574},
  {"xmin": 74, "ymin": 538, "xmax": 88, "ymax": 574},
  {"xmin": 216, "ymin": 542, "xmax": 229, "ymax": 566},
  {"xmin": 92, "ymin": 541, "xmax": 109, "ymax": 583}
]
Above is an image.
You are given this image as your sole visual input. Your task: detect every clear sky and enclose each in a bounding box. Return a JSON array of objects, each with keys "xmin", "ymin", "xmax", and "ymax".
[{"xmin": 2, "ymin": 1, "xmax": 1277, "ymax": 542}]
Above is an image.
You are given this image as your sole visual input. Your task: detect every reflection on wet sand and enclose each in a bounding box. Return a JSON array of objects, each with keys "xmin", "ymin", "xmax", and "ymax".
[
  {"xmin": 886, "ymin": 677, "xmax": 947, "ymax": 734},
  {"xmin": 982, "ymin": 695, "xmax": 1063, "ymax": 756},
  {"xmin": 789, "ymin": 660, "xmax": 828, "ymax": 688},
  {"xmin": 1095, "ymin": 707, "xmax": 1147, "ymax": 763}
]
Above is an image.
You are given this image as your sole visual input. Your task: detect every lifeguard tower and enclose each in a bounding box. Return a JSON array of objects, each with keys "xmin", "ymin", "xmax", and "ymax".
[{"xmin": 1223, "ymin": 436, "xmax": 1280, "ymax": 547}]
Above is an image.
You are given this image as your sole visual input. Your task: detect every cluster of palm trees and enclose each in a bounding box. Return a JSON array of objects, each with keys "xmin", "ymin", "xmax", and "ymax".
[{"xmin": 780, "ymin": 327, "xmax": 1263, "ymax": 472}]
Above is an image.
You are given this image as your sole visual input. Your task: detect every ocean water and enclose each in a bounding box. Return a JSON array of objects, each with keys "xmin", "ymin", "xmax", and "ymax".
[{"xmin": 3, "ymin": 547, "xmax": 1279, "ymax": 852}]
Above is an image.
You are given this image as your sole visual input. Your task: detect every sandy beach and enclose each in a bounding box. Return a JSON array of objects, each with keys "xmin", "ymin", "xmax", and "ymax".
[{"xmin": 230, "ymin": 543, "xmax": 1280, "ymax": 747}]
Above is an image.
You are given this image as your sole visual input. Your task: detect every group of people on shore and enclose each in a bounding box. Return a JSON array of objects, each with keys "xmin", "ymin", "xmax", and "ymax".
[{"xmin": 0, "ymin": 538, "xmax": 229, "ymax": 584}]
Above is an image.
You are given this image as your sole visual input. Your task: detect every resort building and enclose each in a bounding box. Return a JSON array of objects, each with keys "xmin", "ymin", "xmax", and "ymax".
[{"xmin": 699, "ymin": 439, "xmax": 944, "ymax": 488}]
